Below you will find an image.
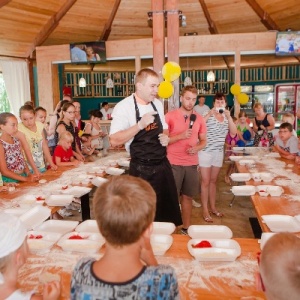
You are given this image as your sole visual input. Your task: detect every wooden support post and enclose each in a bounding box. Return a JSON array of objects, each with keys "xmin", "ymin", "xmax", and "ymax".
[
  {"xmin": 165, "ymin": 0, "xmax": 179, "ymax": 111},
  {"xmin": 151, "ymin": 0, "xmax": 165, "ymax": 79},
  {"xmin": 234, "ymin": 50, "xmax": 241, "ymax": 118}
]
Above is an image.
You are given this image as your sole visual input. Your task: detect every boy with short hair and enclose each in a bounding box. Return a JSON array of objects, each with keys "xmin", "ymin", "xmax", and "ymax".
[
  {"xmin": 259, "ymin": 232, "xmax": 300, "ymax": 300},
  {"xmin": 70, "ymin": 175, "xmax": 179, "ymax": 299},
  {"xmin": 274, "ymin": 122, "xmax": 298, "ymax": 160},
  {"xmin": 0, "ymin": 212, "xmax": 60, "ymax": 299}
]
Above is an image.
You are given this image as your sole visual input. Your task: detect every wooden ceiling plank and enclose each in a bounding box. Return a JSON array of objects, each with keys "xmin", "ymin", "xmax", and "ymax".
[
  {"xmin": 198, "ymin": 0, "xmax": 218, "ymax": 34},
  {"xmin": 245, "ymin": 0, "xmax": 280, "ymax": 31},
  {"xmin": 0, "ymin": 0, "xmax": 11, "ymax": 9},
  {"xmin": 25, "ymin": 0, "xmax": 77, "ymax": 58},
  {"xmin": 99, "ymin": 0, "xmax": 122, "ymax": 41}
]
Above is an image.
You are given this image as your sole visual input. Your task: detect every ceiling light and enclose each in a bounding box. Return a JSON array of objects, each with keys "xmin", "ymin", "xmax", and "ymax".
[
  {"xmin": 79, "ymin": 77, "xmax": 86, "ymax": 87},
  {"xmin": 147, "ymin": 10, "xmax": 186, "ymax": 28}
]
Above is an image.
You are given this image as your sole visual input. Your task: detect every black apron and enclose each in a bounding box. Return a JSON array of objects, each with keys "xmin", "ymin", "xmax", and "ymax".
[{"xmin": 129, "ymin": 96, "xmax": 182, "ymax": 226}]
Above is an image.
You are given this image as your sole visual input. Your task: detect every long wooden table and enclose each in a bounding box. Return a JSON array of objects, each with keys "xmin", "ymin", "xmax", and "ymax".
[
  {"xmin": 235, "ymin": 153, "xmax": 300, "ymax": 232},
  {"xmin": 17, "ymin": 235, "xmax": 265, "ymax": 300}
]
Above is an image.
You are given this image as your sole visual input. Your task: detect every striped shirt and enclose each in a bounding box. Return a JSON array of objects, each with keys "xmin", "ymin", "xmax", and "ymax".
[{"xmin": 203, "ymin": 112, "xmax": 229, "ymax": 152}]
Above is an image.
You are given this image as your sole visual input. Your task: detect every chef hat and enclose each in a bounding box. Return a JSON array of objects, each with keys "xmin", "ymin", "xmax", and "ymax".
[{"xmin": 0, "ymin": 212, "xmax": 27, "ymax": 258}]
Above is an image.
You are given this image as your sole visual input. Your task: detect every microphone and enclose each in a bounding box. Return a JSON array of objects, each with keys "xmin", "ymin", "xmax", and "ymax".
[{"xmin": 189, "ymin": 114, "xmax": 197, "ymax": 129}]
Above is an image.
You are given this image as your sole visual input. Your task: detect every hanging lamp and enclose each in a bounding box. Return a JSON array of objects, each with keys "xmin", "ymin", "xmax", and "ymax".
[
  {"xmin": 207, "ymin": 57, "xmax": 215, "ymax": 83},
  {"xmin": 79, "ymin": 77, "xmax": 86, "ymax": 87}
]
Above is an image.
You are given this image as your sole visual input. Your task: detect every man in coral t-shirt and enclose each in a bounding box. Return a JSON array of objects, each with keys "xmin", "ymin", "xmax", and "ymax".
[{"xmin": 165, "ymin": 86, "xmax": 207, "ymax": 235}]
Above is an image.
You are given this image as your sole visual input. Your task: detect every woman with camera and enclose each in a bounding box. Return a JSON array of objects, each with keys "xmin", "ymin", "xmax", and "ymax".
[{"xmin": 198, "ymin": 93, "xmax": 237, "ymax": 222}]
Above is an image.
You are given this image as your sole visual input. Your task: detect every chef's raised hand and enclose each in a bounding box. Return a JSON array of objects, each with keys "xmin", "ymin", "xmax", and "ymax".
[
  {"xmin": 137, "ymin": 111, "xmax": 158, "ymax": 130},
  {"xmin": 158, "ymin": 133, "xmax": 170, "ymax": 147}
]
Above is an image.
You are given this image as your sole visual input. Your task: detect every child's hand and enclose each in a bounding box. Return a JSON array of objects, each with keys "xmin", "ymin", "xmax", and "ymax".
[
  {"xmin": 140, "ymin": 235, "xmax": 157, "ymax": 266},
  {"xmin": 27, "ymin": 174, "xmax": 40, "ymax": 182},
  {"xmin": 42, "ymin": 281, "xmax": 61, "ymax": 300},
  {"xmin": 72, "ymin": 160, "xmax": 80, "ymax": 166},
  {"xmin": 49, "ymin": 164, "xmax": 58, "ymax": 171},
  {"xmin": 0, "ymin": 186, "xmax": 8, "ymax": 192}
]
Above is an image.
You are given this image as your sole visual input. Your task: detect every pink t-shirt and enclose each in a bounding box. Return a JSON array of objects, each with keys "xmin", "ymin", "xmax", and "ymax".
[
  {"xmin": 165, "ymin": 110, "xmax": 206, "ymax": 166},
  {"xmin": 53, "ymin": 145, "xmax": 74, "ymax": 164}
]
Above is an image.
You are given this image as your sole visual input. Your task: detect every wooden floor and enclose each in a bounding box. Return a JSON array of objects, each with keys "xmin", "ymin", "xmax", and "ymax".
[{"xmin": 67, "ymin": 161, "xmax": 256, "ymax": 239}]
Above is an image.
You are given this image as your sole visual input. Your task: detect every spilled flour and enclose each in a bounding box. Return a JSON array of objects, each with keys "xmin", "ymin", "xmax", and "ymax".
[{"xmin": 157, "ymin": 254, "xmax": 258, "ymax": 299}]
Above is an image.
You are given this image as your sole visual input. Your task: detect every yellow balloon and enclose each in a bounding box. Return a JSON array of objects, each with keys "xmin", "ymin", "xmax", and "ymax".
[
  {"xmin": 230, "ymin": 84, "xmax": 241, "ymax": 95},
  {"xmin": 237, "ymin": 93, "xmax": 249, "ymax": 105},
  {"xmin": 158, "ymin": 81, "xmax": 174, "ymax": 98},
  {"xmin": 162, "ymin": 62, "xmax": 181, "ymax": 82}
]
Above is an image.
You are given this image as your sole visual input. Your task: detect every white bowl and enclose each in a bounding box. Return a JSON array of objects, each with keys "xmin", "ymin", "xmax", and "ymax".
[
  {"xmin": 258, "ymin": 190, "xmax": 269, "ymax": 197},
  {"xmin": 152, "ymin": 222, "xmax": 175, "ymax": 235},
  {"xmin": 150, "ymin": 234, "xmax": 173, "ymax": 255}
]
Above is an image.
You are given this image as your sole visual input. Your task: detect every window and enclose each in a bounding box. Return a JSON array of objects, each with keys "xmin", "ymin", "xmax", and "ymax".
[{"xmin": 0, "ymin": 73, "xmax": 10, "ymax": 112}]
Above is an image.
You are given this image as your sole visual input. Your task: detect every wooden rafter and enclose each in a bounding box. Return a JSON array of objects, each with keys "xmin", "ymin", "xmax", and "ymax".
[
  {"xmin": 99, "ymin": 0, "xmax": 122, "ymax": 41},
  {"xmin": 245, "ymin": 0, "xmax": 280, "ymax": 30},
  {"xmin": 0, "ymin": 0, "xmax": 11, "ymax": 9},
  {"xmin": 198, "ymin": 0, "xmax": 230, "ymax": 69},
  {"xmin": 25, "ymin": 0, "xmax": 77, "ymax": 58},
  {"xmin": 198, "ymin": 0, "xmax": 217, "ymax": 34}
]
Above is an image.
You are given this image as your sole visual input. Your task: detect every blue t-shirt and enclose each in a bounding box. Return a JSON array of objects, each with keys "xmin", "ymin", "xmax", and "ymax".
[{"xmin": 71, "ymin": 257, "xmax": 179, "ymax": 300}]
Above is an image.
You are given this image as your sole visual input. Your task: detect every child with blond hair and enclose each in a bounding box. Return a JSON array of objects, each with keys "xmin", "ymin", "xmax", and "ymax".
[
  {"xmin": 259, "ymin": 232, "xmax": 300, "ymax": 300},
  {"xmin": 0, "ymin": 212, "xmax": 60, "ymax": 299},
  {"xmin": 71, "ymin": 175, "xmax": 179, "ymax": 299},
  {"xmin": 52, "ymin": 131, "xmax": 80, "ymax": 167}
]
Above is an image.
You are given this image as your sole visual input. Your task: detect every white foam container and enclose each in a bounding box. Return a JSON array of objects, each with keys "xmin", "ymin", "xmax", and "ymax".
[
  {"xmin": 230, "ymin": 173, "xmax": 252, "ymax": 182},
  {"xmin": 105, "ymin": 167, "xmax": 125, "ymax": 176},
  {"xmin": 17, "ymin": 195, "xmax": 37, "ymax": 208},
  {"xmin": 27, "ymin": 239, "xmax": 55, "ymax": 254},
  {"xmin": 260, "ymin": 232, "xmax": 276, "ymax": 250},
  {"xmin": 187, "ymin": 239, "xmax": 241, "ymax": 261},
  {"xmin": 61, "ymin": 186, "xmax": 91, "ymax": 197},
  {"xmin": 58, "ymin": 231, "xmax": 105, "ymax": 243},
  {"xmin": 229, "ymin": 155, "xmax": 258, "ymax": 161},
  {"xmin": 231, "ymin": 185, "xmax": 256, "ymax": 196},
  {"xmin": 261, "ymin": 215, "xmax": 300, "ymax": 233},
  {"xmin": 45, "ymin": 195, "xmax": 73, "ymax": 206},
  {"xmin": 27, "ymin": 230, "xmax": 62, "ymax": 243},
  {"xmin": 57, "ymin": 239, "xmax": 103, "ymax": 253},
  {"xmin": 34, "ymin": 220, "xmax": 79, "ymax": 234},
  {"xmin": 152, "ymin": 222, "xmax": 176, "ymax": 235},
  {"xmin": 19, "ymin": 206, "xmax": 51, "ymax": 230},
  {"xmin": 4, "ymin": 208, "xmax": 30, "ymax": 216},
  {"xmin": 239, "ymin": 159, "xmax": 255, "ymax": 166},
  {"xmin": 117, "ymin": 159, "xmax": 130, "ymax": 168},
  {"xmin": 76, "ymin": 220, "xmax": 99, "ymax": 233},
  {"xmin": 188, "ymin": 225, "xmax": 233, "ymax": 239},
  {"xmin": 91, "ymin": 176, "xmax": 108, "ymax": 187},
  {"xmin": 256, "ymin": 185, "xmax": 283, "ymax": 197},
  {"xmin": 150, "ymin": 234, "xmax": 173, "ymax": 256}
]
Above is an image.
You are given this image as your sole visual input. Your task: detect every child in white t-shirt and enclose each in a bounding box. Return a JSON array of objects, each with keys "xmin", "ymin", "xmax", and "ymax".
[{"xmin": 0, "ymin": 212, "xmax": 60, "ymax": 299}]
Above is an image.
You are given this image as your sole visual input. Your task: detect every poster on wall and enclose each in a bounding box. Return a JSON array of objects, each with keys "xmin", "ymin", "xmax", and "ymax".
[
  {"xmin": 70, "ymin": 41, "xmax": 106, "ymax": 63},
  {"xmin": 275, "ymin": 31, "xmax": 300, "ymax": 56}
]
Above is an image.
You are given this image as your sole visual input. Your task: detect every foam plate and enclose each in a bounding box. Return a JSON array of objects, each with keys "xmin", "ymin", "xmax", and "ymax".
[
  {"xmin": 19, "ymin": 206, "xmax": 51, "ymax": 230},
  {"xmin": 45, "ymin": 195, "xmax": 73, "ymax": 206},
  {"xmin": 150, "ymin": 234, "xmax": 173, "ymax": 256},
  {"xmin": 256, "ymin": 185, "xmax": 283, "ymax": 197},
  {"xmin": 61, "ymin": 186, "xmax": 91, "ymax": 197},
  {"xmin": 261, "ymin": 215, "xmax": 300, "ymax": 233},
  {"xmin": 239, "ymin": 159, "xmax": 255, "ymax": 166},
  {"xmin": 187, "ymin": 239, "xmax": 241, "ymax": 261},
  {"xmin": 91, "ymin": 176, "xmax": 108, "ymax": 187},
  {"xmin": 105, "ymin": 167, "xmax": 125, "ymax": 176},
  {"xmin": 57, "ymin": 239, "xmax": 103, "ymax": 253},
  {"xmin": 231, "ymin": 185, "xmax": 256, "ymax": 196},
  {"xmin": 188, "ymin": 225, "xmax": 233, "ymax": 239},
  {"xmin": 34, "ymin": 220, "xmax": 79, "ymax": 234},
  {"xmin": 75, "ymin": 220, "xmax": 99, "ymax": 233},
  {"xmin": 4, "ymin": 208, "xmax": 30, "ymax": 216},
  {"xmin": 230, "ymin": 173, "xmax": 252, "ymax": 182},
  {"xmin": 152, "ymin": 222, "xmax": 175, "ymax": 235}
]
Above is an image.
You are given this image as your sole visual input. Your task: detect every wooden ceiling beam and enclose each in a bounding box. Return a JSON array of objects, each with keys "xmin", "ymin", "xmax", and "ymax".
[
  {"xmin": 25, "ymin": 0, "xmax": 77, "ymax": 58},
  {"xmin": 245, "ymin": 0, "xmax": 280, "ymax": 31},
  {"xmin": 198, "ymin": 0, "xmax": 217, "ymax": 34},
  {"xmin": 99, "ymin": 0, "xmax": 122, "ymax": 41},
  {"xmin": 0, "ymin": 0, "xmax": 11, "ymax": 9}
]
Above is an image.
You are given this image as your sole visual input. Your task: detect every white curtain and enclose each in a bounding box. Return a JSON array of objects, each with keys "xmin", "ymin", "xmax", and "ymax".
[{"xmin": 0, "ymin": 60, "xmax": 31, "ymax": 115}]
